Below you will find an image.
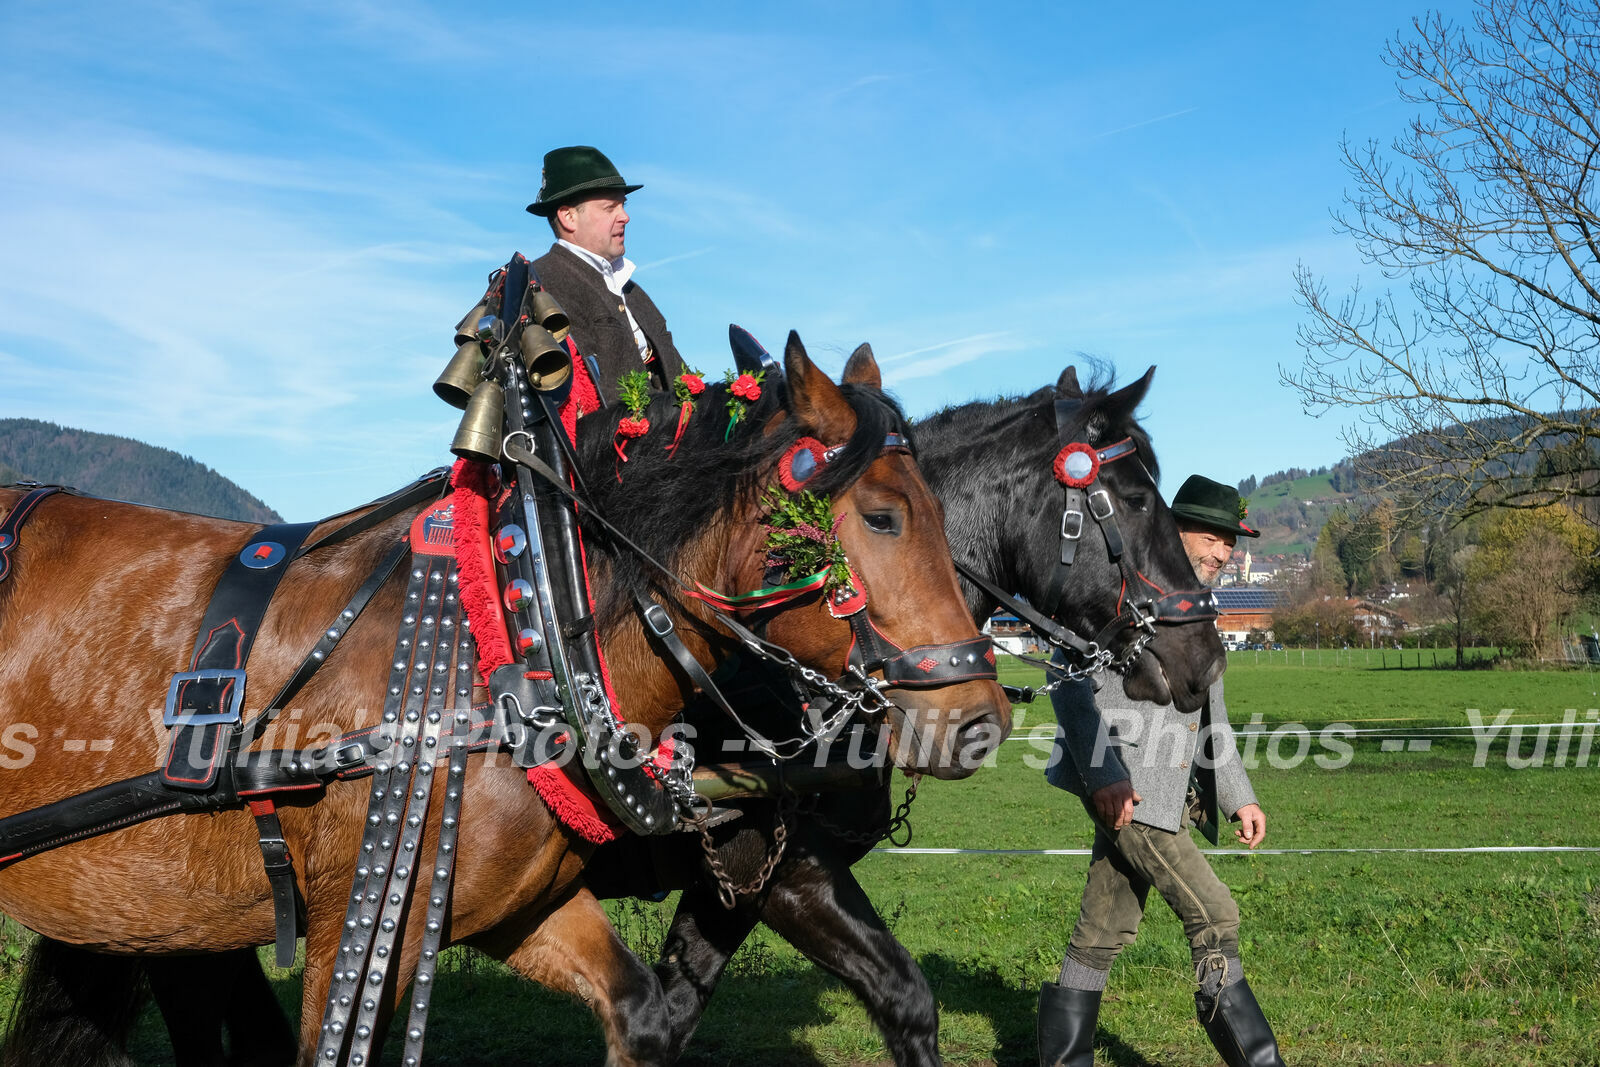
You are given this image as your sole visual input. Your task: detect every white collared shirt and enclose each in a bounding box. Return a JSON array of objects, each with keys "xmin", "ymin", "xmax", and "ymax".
[{"xmin": 558, "ymin": 239, "xmax": 651, "ymax": 363}]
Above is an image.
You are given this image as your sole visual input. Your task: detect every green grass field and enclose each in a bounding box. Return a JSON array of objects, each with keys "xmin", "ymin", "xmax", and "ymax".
[{"xmin": 5, "ymin": 654, "xmax": 1598, "ymax": 1065}]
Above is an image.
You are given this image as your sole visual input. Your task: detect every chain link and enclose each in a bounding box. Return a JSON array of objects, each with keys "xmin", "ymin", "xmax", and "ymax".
[
  {"xmin": 694, "ymin": 785, "xmax": 798, "ymax": 909},
  {"xmin": 808, "ymin": 773, "xmax": 921, "ymax": 847}
]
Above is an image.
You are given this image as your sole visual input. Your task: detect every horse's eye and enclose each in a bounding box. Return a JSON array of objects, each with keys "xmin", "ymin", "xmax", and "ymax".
[
  {"xmin": 862, "ymin": 511, "xmax": 901, "ymax": 535},
  {"xmin": 1126, "ymin": 494, "xmax": 1149, "ymax": 513}
]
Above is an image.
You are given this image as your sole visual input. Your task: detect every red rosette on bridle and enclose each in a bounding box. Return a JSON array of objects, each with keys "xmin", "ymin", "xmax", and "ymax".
[
  {"xmin": 1053, "ymin": 441, "xmax": 1101, "ymax": 488},
  {"xmin": 778, "ymin": 437, "xmax": 829, "ymax": 492}
]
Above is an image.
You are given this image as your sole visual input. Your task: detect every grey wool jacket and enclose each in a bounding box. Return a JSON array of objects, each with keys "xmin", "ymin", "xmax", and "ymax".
[
  {"xmin": 529, "ymin": 243, "xmax": 686, "ymax": 402},
  {"xmin": 1046, "ymin": 669, "xmax": 1258, "ymax": 834}
]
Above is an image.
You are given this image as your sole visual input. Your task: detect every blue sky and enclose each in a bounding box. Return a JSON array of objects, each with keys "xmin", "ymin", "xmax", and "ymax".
[{"xmin": 0, "ymin": 1, "xmax": 1478, "ymax": 520}]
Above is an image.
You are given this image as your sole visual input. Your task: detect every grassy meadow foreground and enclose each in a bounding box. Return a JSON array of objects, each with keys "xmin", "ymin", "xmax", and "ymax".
[{"xmin": 3, "ymin": 652, "xmax": 1597, "ymax": 1064}]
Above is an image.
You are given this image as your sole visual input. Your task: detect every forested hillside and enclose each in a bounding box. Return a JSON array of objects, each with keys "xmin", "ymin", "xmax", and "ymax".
[{"xmin": 0, "ymin": 419, "xmax": 281, "ymax": 523}]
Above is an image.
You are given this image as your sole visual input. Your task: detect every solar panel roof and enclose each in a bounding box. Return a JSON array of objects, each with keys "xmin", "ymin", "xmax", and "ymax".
[{"xmin": 1213, "ymin": 588, "xmax": 1288, "ymax": 612}]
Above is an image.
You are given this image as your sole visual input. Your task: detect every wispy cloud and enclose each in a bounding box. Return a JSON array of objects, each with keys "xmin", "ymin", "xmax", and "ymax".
[
  {"xmin": 1093, "ymin": 106, "xmax": 1199, "ymax": 140},
  {"xmin": 821, "ymin": 73, "xmax": 901, "ymax": 106},
  {"xmin": 878, "ymin": 332, "xmax": 1028, "ymax": 384}
]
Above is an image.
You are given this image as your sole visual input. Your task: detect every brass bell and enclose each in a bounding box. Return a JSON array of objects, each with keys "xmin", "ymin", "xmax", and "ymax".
[
  {"xmin": 519, "ymin": 325, "xmax": 572, "ymax": 392},
  {"xmin": 433, "ymin": 341, "xmax": 486, "ymax": 409},
  {"xmin": 453, "ymin": 303, "xmax": 489, "ymax": 346},
  {"xmin": 529, "ymin": 290, "xmax": 571, "ymax": 344},
  {"xmin": 450, "ymin": 380, "xmax": 505, "ymax": 462}
]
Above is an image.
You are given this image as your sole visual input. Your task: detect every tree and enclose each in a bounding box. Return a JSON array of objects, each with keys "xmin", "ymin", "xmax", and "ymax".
[
  {"xmin": 1286, "ymin": 0, "xmax": 1600, "ymax": 522},
  {"xmin": 1468, "ymin": 503, "xmax": 1598, "ymax": 657},
  {"xmin": 1429, "ymin": 523, "xmax": 1479, "ymax": 666}
]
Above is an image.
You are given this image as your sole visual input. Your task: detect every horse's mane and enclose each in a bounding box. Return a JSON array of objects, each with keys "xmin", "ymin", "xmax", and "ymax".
[
  {"xmin": 915, "ymin": 368, "xmax": 1159, "ymax": 482},
  {"xmin": 575, "ymin": 376, "xmax": 912, "ymax": 625}
]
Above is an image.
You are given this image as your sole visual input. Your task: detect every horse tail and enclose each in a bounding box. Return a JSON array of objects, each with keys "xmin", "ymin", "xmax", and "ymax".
[{"xmin": 1, "ymin": 936, "xmax": 144, "ymax": 1067}]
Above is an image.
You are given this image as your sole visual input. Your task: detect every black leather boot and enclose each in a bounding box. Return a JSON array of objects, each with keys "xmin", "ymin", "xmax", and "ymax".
[
  {"xmin": 1194, "ymin": 977, "xmax": 1286, "ymax": 1066},
  {"xmin": 1037, "ymin": 981, "xmax": 1099, "ymax": 1067}
]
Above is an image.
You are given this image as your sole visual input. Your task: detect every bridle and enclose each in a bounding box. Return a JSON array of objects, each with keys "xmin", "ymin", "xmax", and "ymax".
[
  {"xmin": 507, "ymin": 419, "xmax": 997, "ymax": 765},
  {"xmin": 955, "ymin": 395, "xmax": 1217, "ymax": 683}
]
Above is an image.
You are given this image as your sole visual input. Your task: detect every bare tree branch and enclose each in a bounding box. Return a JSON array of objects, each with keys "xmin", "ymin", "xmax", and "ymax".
[{"xmin": 1284, "ymin": 0, "xmax": 1600, "ymax": 525}]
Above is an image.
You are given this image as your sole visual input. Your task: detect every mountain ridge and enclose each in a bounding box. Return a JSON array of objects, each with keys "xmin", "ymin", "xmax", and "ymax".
[{"xmin": 0, "ymin": 418, "xmax": 281, "ymax": 523}]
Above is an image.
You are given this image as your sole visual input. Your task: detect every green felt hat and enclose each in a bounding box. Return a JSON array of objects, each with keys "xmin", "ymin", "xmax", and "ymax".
[
  {"xmin": 1171, "ymin": 475, "xmax": 1259, "ymax": 538},
  {"xmin": 525, "ymin": 146, "xmax": 641, "ymax": 216}
]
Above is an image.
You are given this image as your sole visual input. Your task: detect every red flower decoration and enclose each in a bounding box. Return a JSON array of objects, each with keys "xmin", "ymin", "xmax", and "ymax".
[
  {"xmin": 731, "ymin": 373, "xmax": 762, "ymax": 401},
  {"xmin": 617, "ymin": 416, "xmax": 650, "ymax": 439},
  {"xmin": 679, "ymin": 373, "xmax": 705, "ymax": 397}
]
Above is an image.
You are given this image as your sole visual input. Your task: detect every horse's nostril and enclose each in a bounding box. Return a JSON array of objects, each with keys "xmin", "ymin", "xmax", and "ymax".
[{"xmin": 954, "ymin": 714, "xmax": 1003, "ymax": 762}]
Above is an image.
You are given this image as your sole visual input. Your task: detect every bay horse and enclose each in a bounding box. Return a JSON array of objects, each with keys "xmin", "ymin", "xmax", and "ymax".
[
  {"xmin": 578, "ymin": 358, "xmax": 1226, "ymax": 1064},
  {"xmin": 55, "ymin": 357, "xmax": 1222, "ymax": 1067},
  {"xmin": 0, "ymin": 335, "xmax": 1011, "ymax": 1066}
]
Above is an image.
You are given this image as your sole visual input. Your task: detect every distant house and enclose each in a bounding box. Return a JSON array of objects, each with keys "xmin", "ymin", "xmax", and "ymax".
[
  {"xmin": 985, "ymin": 612, "xmax": 1043, "ymax": 655},
  {"xmin": 1348, "ymin": 598, "xmax": 1404, "ymax": 639},
  {"xmin": 1212, "ymin": 588, "xmax": 1288, "ymax": 647}
]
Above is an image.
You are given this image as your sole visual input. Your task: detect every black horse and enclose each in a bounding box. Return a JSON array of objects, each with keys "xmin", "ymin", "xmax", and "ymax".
[
  {"xmin": 582, "ymin": 356, "xmax": 1224, "ymax": 1065},
  {"xmin": 1, "ymin": 357, "xmax": 1221, "ymax": 1066}
]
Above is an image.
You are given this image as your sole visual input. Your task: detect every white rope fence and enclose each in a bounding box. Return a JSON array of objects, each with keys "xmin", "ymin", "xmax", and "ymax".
[{"xmin": 873, "ymin": 845, "xmax": 1600, "ymax": 856}]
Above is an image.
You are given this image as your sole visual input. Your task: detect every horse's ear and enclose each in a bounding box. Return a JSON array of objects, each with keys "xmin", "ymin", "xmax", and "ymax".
[
  {"xmin": 842, "ymin": 344, "xmax": 881, "ymax": 390},
  {"xmin": 1081, "ymin": 366, "xmax": 1155, "ymax": 444},
  {"xmin": 1106, "ymin": 366, "xmax": 1155, "ymax": 414},
  {"xmin": 785, "ymin": 331, "xmax": 855, "ymax": 439},
  {"xmin": 1056, "ymin": 366, "xmax": 1083, "ymax": 398}
]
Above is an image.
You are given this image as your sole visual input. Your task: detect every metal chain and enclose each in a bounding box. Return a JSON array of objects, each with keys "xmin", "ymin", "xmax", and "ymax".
[
  {"xmin": 809, "ymin": 773, "xmax": 921, "ymax": 847},
  {"xmin": 695, "ymin": 785, "xmax": 799, "ymax": 909},
  {"xmin": 725, "ymin": 633, "xmax": 900, "ymax": 760}
]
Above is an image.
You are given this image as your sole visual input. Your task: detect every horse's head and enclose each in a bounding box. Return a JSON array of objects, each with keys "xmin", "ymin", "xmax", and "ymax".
[
  {"xmin": 918, "ymin": 365, "xmax": 1225, "ymax": 714},
  {"xmin": 753, "ymin": 336, "xmax": 1012, "ymax": 779},
  {"xmin": 579, "ymin": 333, "xmax": 1011, "ymax": 780},
  {"xmin": 1039, "ymin": 366, "xmax": 1225, "ymax": 711}
]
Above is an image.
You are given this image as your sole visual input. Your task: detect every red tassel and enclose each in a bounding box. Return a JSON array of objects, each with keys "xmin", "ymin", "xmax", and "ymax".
[{"xmin": 665, "ymin": 401, "xmax": 692, "ymax": 457}]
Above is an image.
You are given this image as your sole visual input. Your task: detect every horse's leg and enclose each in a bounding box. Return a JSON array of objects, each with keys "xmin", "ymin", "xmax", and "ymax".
[
  {"xmin": 758, "ymin": 849, "xmax": 941, "ymax": 1067},
  {"xmin": 471, "ymin": 884, "xmax": 671, "ymax": 1067},
  {"xmin": 0, "ymin": 937, "xmax": 144, "ymax": 1067},
  {"xmin": 146, "ymin": 955, "xmax": 228, "ymax": 1066},
  {"xmin": 140, "ymin": 949, "xmax": 294, "ymax": 1067},
  {"xmin": 648, "ymin": 881, "xmax": 763, "ymax": 1060},
  {"xmin": 215, "ymin": 947, "xmax": 297, "ymax": 1067}
]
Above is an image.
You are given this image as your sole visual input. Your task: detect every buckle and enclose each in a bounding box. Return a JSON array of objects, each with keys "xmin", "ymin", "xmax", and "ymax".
[
  {"xmin": 642, "ymin": 602, "xmax": 676, "ymax": 638},
  {"xmin": 334, "ymin": 743, "xmax": 368, "ymax": 769},
  {"xmin": 163, "ymin": 669, "xmax": 247, "ymax": 727},
  {"xmin": 1087, "ymin": 489, "xmax": 1114, "ymax": 521},
  {"xmin": 1060, "ymin": 509, "xmax": 1084, "ymax": 541}
]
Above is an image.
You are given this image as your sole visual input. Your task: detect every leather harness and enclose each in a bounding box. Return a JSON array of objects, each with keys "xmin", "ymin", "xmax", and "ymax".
[{"xmin": 953, "ymin": 397, "xmax": 1218, "ymax": 681}]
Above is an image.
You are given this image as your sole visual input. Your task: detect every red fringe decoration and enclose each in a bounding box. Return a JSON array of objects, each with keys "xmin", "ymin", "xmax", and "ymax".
[
  {"xmin": 444, "ymin": 341, "xmax": 675, "ymax": 845},
  {"xmin": 449, "ymin": 459, "xmax": 513, "ymax": 677}
]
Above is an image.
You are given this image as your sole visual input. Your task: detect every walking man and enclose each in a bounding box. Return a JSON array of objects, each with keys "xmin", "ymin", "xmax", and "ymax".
[
  {"xmin": 1039, "ymin": 475, "xmax": 1287, "ymax": 1066},
  {"xmin": 525, "ymin": 145, "xmax": 686, "ymax": 399}
]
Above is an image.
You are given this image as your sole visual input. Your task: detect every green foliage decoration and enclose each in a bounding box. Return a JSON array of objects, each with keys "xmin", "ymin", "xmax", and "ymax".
[{"xmin": 759, "ymin": 485, "xmax": 849, "ymax": 592}]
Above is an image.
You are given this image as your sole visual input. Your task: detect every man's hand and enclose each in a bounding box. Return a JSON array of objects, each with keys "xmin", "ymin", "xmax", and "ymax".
[
  {"xmin": 1090, "ymin": 780, "xmax": 1141, "ymax": 830},
  {"xmin": 1234, "ymin": 803, "xmax": 1266, "ymax": 849}
]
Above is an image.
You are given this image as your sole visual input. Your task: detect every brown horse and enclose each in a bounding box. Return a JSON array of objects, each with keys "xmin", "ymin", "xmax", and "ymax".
[{"xmin": 0, "ymin": 335, "xmax": 1011, "ymax": 1066}]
